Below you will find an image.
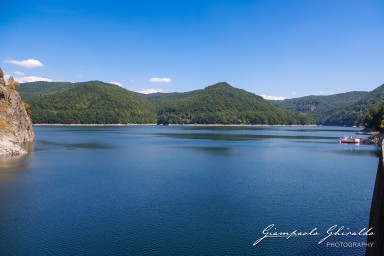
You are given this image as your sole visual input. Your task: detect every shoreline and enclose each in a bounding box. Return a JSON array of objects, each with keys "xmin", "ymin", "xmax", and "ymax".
[
  {"xmin": 33, "ymin": 123, "xmax": 157, "ymax": 127},
  {"xmin": 32, "ymin": 123, "xmax": 321, "ymax": 127}
]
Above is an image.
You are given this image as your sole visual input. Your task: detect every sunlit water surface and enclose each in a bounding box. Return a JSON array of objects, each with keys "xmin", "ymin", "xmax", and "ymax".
[{"xmin": 0, "ymin": 126, "xmax": 379, "ymax": 255}]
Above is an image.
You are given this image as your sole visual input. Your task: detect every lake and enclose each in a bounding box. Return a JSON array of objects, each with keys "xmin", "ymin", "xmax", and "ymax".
[{"xmin": 0, "ymin": 126, "xmax": 379, "ymax": 255}]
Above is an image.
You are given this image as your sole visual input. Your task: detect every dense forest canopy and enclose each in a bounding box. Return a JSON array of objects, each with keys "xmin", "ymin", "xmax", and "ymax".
[
  {"xmin": 274, "ymin": 84, "xmax": 384, "ymax": 126},
  {"xmin": 18, "ymin": 80, "xmax": 384, "ymax": 126},
  {"xmin": 18, "ymin": 81, "xmax": 312, "ymax": 125},
  {"xmin": 17, "ymin": 81, "xmax": 76, "ymax": 100},
  {"xmin": 364, "ymin": 103, "xmax": 384, "ymax": 131},
  {"xmin": 19, "ymin": 81, "xmax": 157, "ymax": 124},
  {"xmin": 324, "ymin": 84, "xmax": 384, "ymax": 126},
  {"xmin": 151, "ymin": 82, "xmax": 312, "ymax": 125},
  {"xmin": 273, "ymin": 91, "xmax": 368, "ymax": 124}
]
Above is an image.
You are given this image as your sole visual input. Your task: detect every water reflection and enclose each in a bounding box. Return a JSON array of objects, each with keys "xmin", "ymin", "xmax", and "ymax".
[
  {"xmin": 177, "ymin": 126, "xmax": 359, "ymax": 133},
  {"xmin": 35, "ymin": 140, "xmax": 115, "ymax": 151},
  {"xmin": 0, "ymin": 154, "xmax": 29, "ymax": 171},
  {"xmin": 156, "ymin": 133, "xmax": 336, "ymax": 141},
  {"xmin": 334, "ymin": 148, "xmax": 381, "ymax": 157},
  {"xmin": 0, "ymin": 142, "xmax": 33, "ymax": 179},
  {"xmin": 177, "ymin": 146, "xmax": 231, "ymax": 156},
  {"xmin": 0, "ymin": 126, "xmax": 378, "ymax": 256}
]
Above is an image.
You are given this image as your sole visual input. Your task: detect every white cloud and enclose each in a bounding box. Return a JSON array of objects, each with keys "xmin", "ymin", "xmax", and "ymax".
[
  {"xmin": 15, "ymin": 76, "xmax": 53, "ymax": 83},
  {"xmin": 260, "ymin": 95, "xmax": 287, "ymax": 101},
  {"xmin": 110, "ymin": 81, "xmax": 123, "ymax": 87},
  {"xmin": 149, "ymin": 77, "xmax": 171, "ymax": 83},
  {"xmin": 4, "ymin": 59, "xmax": 44, "ymax": 68},
  {"xmin": 14, "ymin": 71, "xmax": 24, "ymax": 76},
  {"xmin": 138, "ymin": 88, "xmax": 165, "ymax": 94}
]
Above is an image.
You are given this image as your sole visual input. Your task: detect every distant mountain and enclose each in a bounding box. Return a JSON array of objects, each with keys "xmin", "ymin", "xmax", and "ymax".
[
  {"xmin": 150, "ymin": 82, "xmax": 313, "ymax": 125},
  {"xmin": 324, "ymin": 84, "xmax": 384, "ymax": 126},
  {"xmin": 20, "ymin": 81, "xmax": 157, "ymax": 124},
  {"xmin": 18, "ymin": 81, "xmax": 313, "ymax": 125},
  {"xmin": 273, "ymin": 91, "xmax": 368, "ymax": 124},
  {"xmin": 274, "ymin": 83, "xmax": 384, "ymax": 126},
  {"xmin": 20, "ymin": 80, "xmax": 384, "ymax": 126},
  {"xmin": 145, "ymin": 91, "xmax": 198, "ymax": 107},
  {"xmin": 18, "ymin": 81, "xmax": 75, "ymax": 100}
]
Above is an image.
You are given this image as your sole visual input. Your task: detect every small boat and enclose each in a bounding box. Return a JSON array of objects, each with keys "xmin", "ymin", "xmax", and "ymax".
[{"xmin": 339, "ymin": 136, "xmax": 362, "ymax": 144}]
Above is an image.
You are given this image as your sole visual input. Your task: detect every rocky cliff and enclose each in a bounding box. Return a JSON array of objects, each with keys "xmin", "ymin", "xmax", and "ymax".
[{"xmin": 0, "ymin": 69, "xmax": 34, "ymax": 155}]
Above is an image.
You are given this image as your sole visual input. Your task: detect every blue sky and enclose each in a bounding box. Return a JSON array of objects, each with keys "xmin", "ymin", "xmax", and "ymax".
[{"xmin": 1, "ymin": 0, "xmax": 383, "ymax": 99}]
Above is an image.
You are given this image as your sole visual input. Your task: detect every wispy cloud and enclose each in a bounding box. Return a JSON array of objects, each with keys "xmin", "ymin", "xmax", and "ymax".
[
  {"xmin": 110, "ymin": 81, "xmax": 123, "ymax": 87},
  {"xmin": 15, "ymin": 76, "xmax": 53, "ymax": 83},
  {"xmin": 138, "ymin": 88, "xmax": 165, "ymax": 94},
  {"xmin": 149, "ymin": 77, "xmax": 171, "ymax": 83},
  {"xmin": 4, "ymin": 59, "xmax": 44, "ymax": 68},
  {"xmin": 260, "ymin": 95, "xmax": 287, "ymax": 101},
  {"xmin": 14, "ymin": 71, "xmax": 24, "ymax": 76}
]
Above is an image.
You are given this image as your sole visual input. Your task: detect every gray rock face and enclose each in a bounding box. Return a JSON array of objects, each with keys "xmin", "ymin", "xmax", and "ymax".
[{"xmin": 0, "ymin": 73, "xmax": 34, "ymax": 155}]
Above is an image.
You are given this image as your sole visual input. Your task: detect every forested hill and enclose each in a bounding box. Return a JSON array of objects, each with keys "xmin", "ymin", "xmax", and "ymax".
[
  {"xmin": 273, "ymin": 91, "xmax": 368, "ymax": 124},
  {"xmin": 364, "ymin": 102, "xmax": 384, "ymax": 131},
  {"xmin": 325, "ymin": 84, "xmax": 384, "ymax": 126},
  {"xmin": 273, "ymin": 83, "xmax": 384, "ymax": 126},
  {"xmin": 19, "ymin": 81, "xmax": 157, "ymax": 124},
  {"xmin": 149, "ymin": 82, "xmax": 313, "ymax": 125},
  {"xmin": 18, "ymin": 81, "xmax": 75, "ymax": 100},
  {"xmin": 18, "ymin": 81, "xmax": 313, "ymax": 125}
]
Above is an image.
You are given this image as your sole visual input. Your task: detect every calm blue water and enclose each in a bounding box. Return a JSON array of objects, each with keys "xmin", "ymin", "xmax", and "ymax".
[{"xmin": 0, "ymin": 126, "xmax": 379, "ymax": 256}]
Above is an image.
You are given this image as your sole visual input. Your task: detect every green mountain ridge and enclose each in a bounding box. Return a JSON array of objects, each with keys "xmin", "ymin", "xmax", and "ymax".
[
  {"xmin": 324, "ymin": 84, "xmax": 384, "ymax": 126},
  {"xmin": 273, "ymin": 83, "xmax": 384, "ymax": 126},
  {"xmin": 18, "ymin": 81, "xmax": 312, "ymax": 125},
  {"xmin": 273, "ymin": 91, "xmax": 369, "ymax": 124},
  {"xmin": 151, "ymin": 82, "xmax": 311, "ymax": 125},
  {"xmin": 19, "ymin": 80, "xmax": 384, "ymax": 126},
  {"xmin": 19, "ymin": 81, "xmax": 157, "ymax": 124},
  {"xmin": 18, "ymin": 81, "xmax": 76, "ymax": 100}
]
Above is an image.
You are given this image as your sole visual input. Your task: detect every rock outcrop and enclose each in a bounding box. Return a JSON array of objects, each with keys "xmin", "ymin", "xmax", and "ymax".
[{"xmin": 0, "ymin": 69, "xmax": 34, "ymax": 155}]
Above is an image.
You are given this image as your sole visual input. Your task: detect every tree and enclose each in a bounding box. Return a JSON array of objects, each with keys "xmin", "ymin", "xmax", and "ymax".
[
  {"xmin": 8, "ymin": 76, "xmax": 20, "ymax": 90},
  {"xmin": 364, "ymin": 103, "xmax": 384, "ymax": 131},
  {"xmin": 0, "ymin": 68, "xmax": 5, "ymax": 86},
  {"xmin": 22, "ymin": 101, "xmax": 31, "ymax": 117}
]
